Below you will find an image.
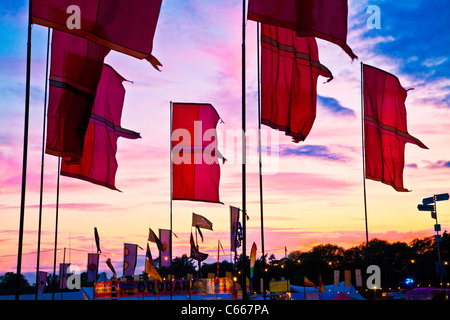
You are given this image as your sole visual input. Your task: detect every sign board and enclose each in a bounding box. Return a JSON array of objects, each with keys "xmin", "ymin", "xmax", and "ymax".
[
  {"xmin": 269, "ymin": 280, "xmax": 290, "ymax": 293},
  {"xmin": 435, "ymin": 193, "xmax": 449, "ymax": 201}
]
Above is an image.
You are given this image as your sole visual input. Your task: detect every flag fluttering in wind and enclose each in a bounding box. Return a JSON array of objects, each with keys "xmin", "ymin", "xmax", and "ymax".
[
  {"xmin": 249, "ymin": 242, "xmax": 257, "ymax": 292},
  {"xmin": 171, "ymin": 103, "xmax": 224, "ymax": 204},
  {"xmin": 159, "ymin": 229, "xmax": 171, "ymax": 267},
  {"xmin": 145, "ymin": 243, "xmax": 162, "ymax": 282},
  {"xmin": 46, "ymin": 30, "xmax": 110, "ymax": 162},
  {"xmin": 94, "ymin": 227, "xmax": 101, "ymax": 254},
  {"xmin": 148, "ymin": 228, "xmax": 165, "ymax": 253},
  {"xmin": 192, "ymin": 213, "xmax": 213, "ymax": 231},
  {"xmin": 248, "ymin": 0, "xmax": 357, "ymax": 60},
  {"xmin": 260, "ymin": 24, "xmax": 333, "ymax": 143},
  {"xmin": 31, "ymin": 0, "xmax": 163, "ymax": 69},
  {"xmin": 106, "ymin": 258, "xmax": 117, "ymax": 280},
  {"xmin": 60, "ymin": 64, "xmax": 141, "ymax": 190},
  {"xmin": 87, "ymin": 253, "xmax": 99, "ymax": 282},
  {"xmin": 123, "ymin": 243, "xmax": 139, "ymax": 277},
  {"xmin": 304, "ymin": 276, "xmax": 318, "ymax": 289},
  {"xmin": 230, "ymin": 206, "xmax": 240, "ymax": 252},
  {"xmin": 363, "ymin": 64, "xmax": 428, "ymax": 192},
  {"xmin": 190, "ymin": 233, "xmax": 208, "ymax": 262},
  {"xmin": 38, "ymin": 271, "xmax": 47, "ymax": 294},
  {"xmin": 216, "ymin": 240, "xmax": 225, "ymax": 278},
  {"xmin": 319, "ymin": 274, "xmax": 325, "ymax": 294}
]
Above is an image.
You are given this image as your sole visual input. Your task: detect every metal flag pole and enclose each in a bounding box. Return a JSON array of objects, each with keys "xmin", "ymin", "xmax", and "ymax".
[
  {"xmin": 256, "ymin": 22, "xmax": 266, "ymax": 300},
  {"xmin": 51, "ymin": 157, "xmax": 61, "ymax": 300},
  {"xmin": 16, "ymin": 0, "xmax": 33, "ymax": 300},
  {"xmin": 360, "ymin": 62, "xmax": 370, "ymax": 265},
  {"xmin": 35, "ymin": 27, "xmax": 51, "ymax": 301},
  {"xmin": 241, "ymin": 0, "xmax": 247, "ymax": 301},
  {"xmin": 169, "ymin": 101, "xmax": 173, "ymax": 300}
]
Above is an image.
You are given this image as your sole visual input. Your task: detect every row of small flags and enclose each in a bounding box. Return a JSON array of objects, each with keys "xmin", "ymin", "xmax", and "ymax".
[
  {"xmin": 304, "ymin": 269, "xmax": 365, "ymax": 294},
  {"xmin": 38, "ymin": 212, "xmax": 219, "ymax": 292}
]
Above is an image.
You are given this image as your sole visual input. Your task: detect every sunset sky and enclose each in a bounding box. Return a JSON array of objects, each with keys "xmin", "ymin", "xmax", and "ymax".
[{"xmin": 0, "ymin": 0, "xmax": 449, "ymax": 283}]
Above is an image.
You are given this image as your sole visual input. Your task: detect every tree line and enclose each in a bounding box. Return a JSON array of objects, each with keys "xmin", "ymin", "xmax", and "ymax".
[{"xmin": 1, "ymin": 232, "xmax": 448, "ymax": 297}]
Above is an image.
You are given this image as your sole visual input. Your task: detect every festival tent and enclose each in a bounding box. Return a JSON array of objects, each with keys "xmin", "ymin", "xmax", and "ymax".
[
  {"xmin": 330, "ymin": 292, "xmax": 356, "ymax": 300},
  {"xmin": 290, "ymin": 281, "xmax": 366, "ymax": 300}
]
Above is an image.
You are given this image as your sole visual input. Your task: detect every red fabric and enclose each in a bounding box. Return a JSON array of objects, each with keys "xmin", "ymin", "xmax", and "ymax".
[
  {"xmin": 60, "ymin": 64, "xmax": 140, "ymax": 190},
  {"xmin": 46, "ymin": 30, "xmax": 110, "ymax": 161},
  {"xmin": 248, "ymin": 0, "xmax": 357, "ymax": 60},
  {"xmin": 260, "ymin": 24, "xmax": 333, "ymax": 142},
  {"xmin": 363, "ymin": 64, "xmax": 428, "ymax": 192},
  {"xmin": 31, "ymin": 0, "xmax": 162, "ymax": 67},
  {"xmin": 171, "ymin": 103, "xmax": 223, "ymax": 204}
]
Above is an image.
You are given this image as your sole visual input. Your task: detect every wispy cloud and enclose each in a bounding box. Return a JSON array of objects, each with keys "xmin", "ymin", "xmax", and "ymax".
[{"xmin": 281, "ymin": 144, "xmax": 351, "ymax": 163}]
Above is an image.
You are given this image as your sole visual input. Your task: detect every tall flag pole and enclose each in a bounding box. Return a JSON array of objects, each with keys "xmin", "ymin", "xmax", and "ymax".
[
  {"xmin": 169, "ymin": 101, "xmax": 173, "ymax": 300},
  {"xmin": 256, "ymin": 22, "xmax": 266, "ymax": 301},
  {"xmin": 16, "ymin": 0, "xmax": 33, "ymax": 300},
  {"xmin": 51, "ymin": 157, "xmax": 61, "ymax": 300},
  {"xmin": 360, "ymin": 62, "xmax": 370, "ymax": 264},
  {"xmin": 241, "ymin": 0, "xmax": 248, "ymax": 301},
  {"xmin": 35, "ymin": 27, "xmax": 51, "ymax": 301}
]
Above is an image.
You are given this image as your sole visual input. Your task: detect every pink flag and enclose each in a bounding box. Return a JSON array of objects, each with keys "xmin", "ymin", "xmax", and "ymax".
[
  {"xmin": 46, "ymin": 30, "xmax": 110, "ymax": 162},
  {"xmin": 123, "ymin": 243, "xmax": 139, "ymax": 277},
  {"xmin": 248, "ymin": 0, "xmax": 357, "ymax": 60},
  {"xmin": 159, "ymin": 229, "xmax": 171, "ymax": 267},
  {"xmin": 363, "ymin": 64, "xmax": 428, "ymax": 192},
  {"xmin": 87, "ymin": 253, "xmax": 99, "ymax": 282},
  {"xmin": 60, "ymin": 64, "xmax": 140, "ymax": 190},
  {"xmin": 38, "ymin": 271, "xmax": 47, "ymax": 294},
  {"xmin": 59, "ymin": 263, "xmax": 70, "ymax": 289},
  {"xmin": 171, "ymin": 103, "xmax": 224, "ymax": 204},
  {"xmin": 260, "ymin": 24, "xmax": 333, "ymax": 142},
  {"xmin": 31, "ymin": 0, "xmax": 162, "ymax": 69}
]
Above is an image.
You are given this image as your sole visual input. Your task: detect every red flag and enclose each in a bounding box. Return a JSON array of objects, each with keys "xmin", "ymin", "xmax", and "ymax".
[
  {"xmin": 60, "ymin": 64, "xmax": 140, "ymax": 190},
  {"xmin": 31, "ymin": 0, "xmax": 162, "ymax": 69},
  {"xmin": 171, "ymin": 103, "xmax": 224, "ymax": 204},
  {"xmin": 248, "ymin": 0, "xmax": 357, "ymax": 60},
  {"xmin": 46, "ymin": 30, "xmax": 110, "ymax": 162},
  {"xmin": 363, "ymin": 64, "xmax": 428, "ymax": 192},
  {"xmin": 260, "ymin": 24, "xmax": 333, "ymax": 143}
]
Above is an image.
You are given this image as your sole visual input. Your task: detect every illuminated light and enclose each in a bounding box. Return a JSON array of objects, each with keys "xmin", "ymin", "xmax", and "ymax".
[
  {"xmin": 410, "ymin": 260, "xmax": 415, "ymax": 263},
  {"xmin": 328, "ymin": 262, "xmax": 332, "ymax": 266}
]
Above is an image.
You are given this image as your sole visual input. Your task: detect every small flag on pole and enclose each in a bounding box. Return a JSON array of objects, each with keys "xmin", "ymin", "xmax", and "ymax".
[
  {"xmin": 145, "ymin": 243, "xmax": 162, "ymax": 282},
  {"xmin": 148, "ymin": 228, "xmax": 165, "ymax": 252},
  {"xmin": 106, "ymin": 258, "xmax": 117, "ymax": 280},
  {"xmin": 159, "ymin": 229, "xmax": 171, "ymax": 267},
  {"xmin": 319, "ymin": 274, "xmax": 325, "ymax": 294},
  {"xmin": 94, "ymin": 227, "xmax": 101, "ymax": 254},
  {"xmin": 304, "ymin": 276, "xmax": 317, "ymax": 289},
  {"xmin": 38, "ymin": 271, "xmax": 47, "ymax": 294},
  {"xmin": 87, "ymin": 253, "xmax": 99, "ymax": 282},
  {"xmin": 192, "ymin": 213, "xmax": 213, "ymax": 230},
  {"xmin": 123, "ymin": 243, "xmax": 139, "ymax": 277},
  {"xmin": 59, "ymin": 263, "xmax": 70, "ymax": 289}
]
